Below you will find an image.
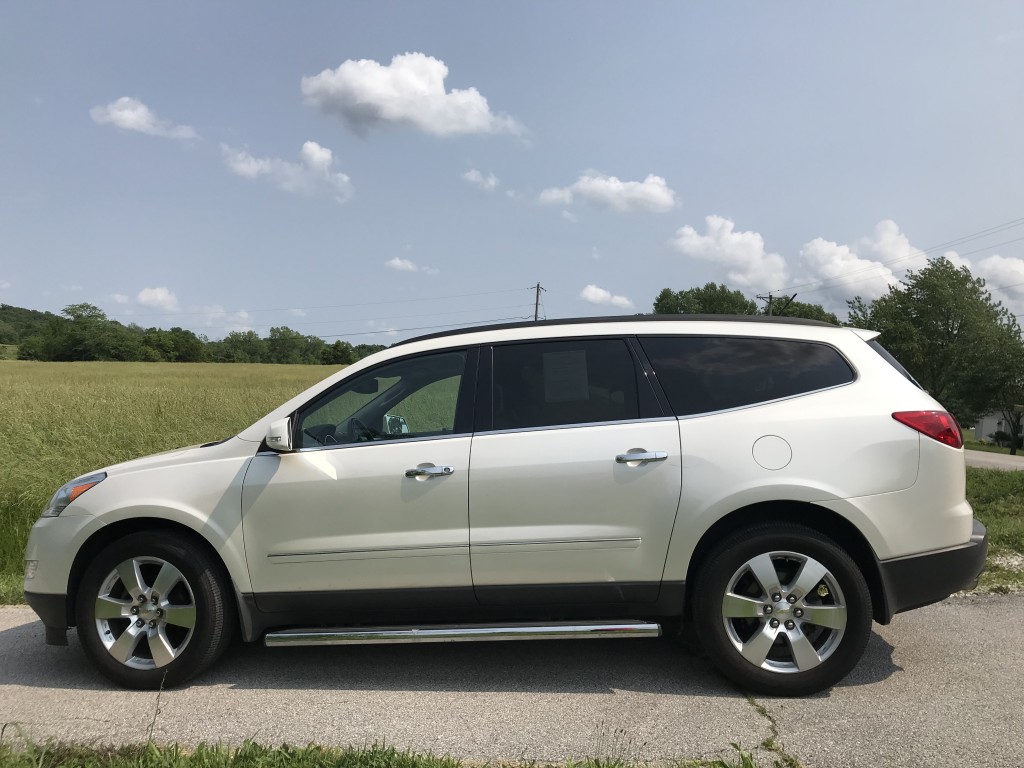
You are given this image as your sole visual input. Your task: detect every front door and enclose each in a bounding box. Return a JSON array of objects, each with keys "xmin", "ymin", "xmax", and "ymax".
[{"xmin": 242, "ymin": 349, "xmax": 476, "ymax": 611}]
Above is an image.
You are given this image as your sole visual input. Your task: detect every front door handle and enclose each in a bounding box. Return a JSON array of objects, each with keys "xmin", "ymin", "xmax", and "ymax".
[
  {"xmin": 615, "ymin": 451, "xmax": 668, "ymax": 464},
  {"xmin": 405, "ymin": 465, "xmax": 455, "ymax": 478}
]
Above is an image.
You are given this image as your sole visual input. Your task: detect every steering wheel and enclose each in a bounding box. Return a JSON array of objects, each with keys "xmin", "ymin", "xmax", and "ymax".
[{"xmin": 347, "ymin": 417, "xmax": 378, "ymax": 443}]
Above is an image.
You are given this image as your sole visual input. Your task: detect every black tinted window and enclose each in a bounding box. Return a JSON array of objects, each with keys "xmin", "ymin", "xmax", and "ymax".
[
  {"xmin": 639, "ymin": 336, "xmax": 854, "ymax": 416},
  {"xmin": 492, "ymin": 339, "xmax": 640, "ymax": 429}
]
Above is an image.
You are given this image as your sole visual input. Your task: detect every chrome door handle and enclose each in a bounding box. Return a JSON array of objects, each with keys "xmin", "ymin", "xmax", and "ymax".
[
  {"xmin": 615, "ymin": 451, "xmax": 668, "ymax": 464},
  {"xmin": 405, "ymin": 466, "xmax": 455, "ymax": 478}
]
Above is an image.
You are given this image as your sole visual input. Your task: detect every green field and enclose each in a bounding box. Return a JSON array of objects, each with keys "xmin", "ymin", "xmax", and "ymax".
[
  {"xmin": 0, "ymin": 360, "xmax": 335, "ymax": 601},
  {"xmin": 1, "ymin": 359, "xmax": 1022, "ymax": 604}
]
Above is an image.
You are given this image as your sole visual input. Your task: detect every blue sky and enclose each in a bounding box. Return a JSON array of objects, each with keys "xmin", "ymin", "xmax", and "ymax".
[{"xmin": 2, "ymin": 2, "xmax": 1022, "ymax": 342}]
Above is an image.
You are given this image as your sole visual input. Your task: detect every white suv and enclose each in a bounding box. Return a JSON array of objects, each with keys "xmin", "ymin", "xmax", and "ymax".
[{"xmin": 23, "ymin": 316, "xmax": 987, "ymax": 695}]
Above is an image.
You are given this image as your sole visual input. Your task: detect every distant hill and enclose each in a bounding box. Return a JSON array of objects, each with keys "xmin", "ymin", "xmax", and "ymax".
[{"xmin": 0, "ymin": 303, "xmax": 60, "ymax": 345}]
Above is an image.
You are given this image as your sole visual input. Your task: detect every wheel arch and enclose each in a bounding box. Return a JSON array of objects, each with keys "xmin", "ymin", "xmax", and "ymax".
[
  {"xmin": 67, "ymin": 518, "xmax": 242, "ymax": 629},
  {"xmin": 683, "ymin": 500, "xmax": 891, "ymax": 624}
]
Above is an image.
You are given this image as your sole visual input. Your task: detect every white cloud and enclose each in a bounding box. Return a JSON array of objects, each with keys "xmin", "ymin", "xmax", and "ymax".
[
  {"xmin": 90, "ymin": 97, "xmax": 198, "ymax": 140},
  {"xmin": 670, "ymin": 215, "xmax": 788, "ymax": 290},
  {"xmin": 289, "ymin": 308, "xmax": 308, "ymax": 318},
  {"xmin": 541, "ymin": 172, "xmax": 677, "ymax": 213},
  {"xmin": 385, "ymin": 257, "xmax": 438, "ymax": 275},
  {"xmin": 580, "ymin": 284, "xmax": 634, "ymax": 309},
  {"xmin": 221, "ymin": 141, "xmax": 353, "ymax": 203},
  {"xmin": 137, "ymin": 287, "xmax": 179, "ymax": 311},
  {"xmin": 301, "ymin": 52, "xmax": 524, "ymax": 137},
  {"xmin": 462, "ymin": 169, "xmax": 499, "ymax": 191},
  {"xmin": 199, "ymin": 305, "xmax": 253, "ymax": 334},
  {"xmin": 110, "ymin": 293, "xmax": 130, "ymax": 304},
  {"xmin": 561, "ymin": 210, "xmax": 578, "ymax": 223}
]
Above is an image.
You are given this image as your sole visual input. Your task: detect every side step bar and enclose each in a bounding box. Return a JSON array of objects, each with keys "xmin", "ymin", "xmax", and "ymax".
[{"xmin": 265, "ymin": 620, "xmax": 661, "ymax": 647}]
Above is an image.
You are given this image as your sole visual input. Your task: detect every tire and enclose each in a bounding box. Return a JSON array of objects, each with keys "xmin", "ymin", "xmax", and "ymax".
[
  {"xmin": 75, "ymin": 531, "xmax": 236, "ymax": 689},
  {"xmin": 691, "ymin": 522, "xmax": 872, "ymax": 696}
]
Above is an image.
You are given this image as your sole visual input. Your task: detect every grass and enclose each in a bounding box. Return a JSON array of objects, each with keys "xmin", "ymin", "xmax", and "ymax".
[
  {"xmin": 963, "ymin": 438, "xmax": 1014, "ymax": 455},
  {"xmin": 0, "ymin": 741, "xmax": 778, "ymax": 768},
  {"xmin": 0, "ymin": 345, "xmax": 16, "ymax": 361},
  {"xmin": 0, "ymin": 360, "xmax": 334, "ymax": 592},
  {"xmin": 965, "ymin": 466, "xmax": 1024, "ymax": 592}
]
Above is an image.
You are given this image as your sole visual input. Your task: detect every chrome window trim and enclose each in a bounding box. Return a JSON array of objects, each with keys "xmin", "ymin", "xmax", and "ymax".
[
  {"xmin": 257, "ymin": 431, "xmax": 471, "ymax": 456},
  {"xmin": 672, "ymin": 379, "xmax": 857, "ymax": 421},
  {"xmin": 474, "ymin": 415, "xmax": 676, "ymax": 437}
]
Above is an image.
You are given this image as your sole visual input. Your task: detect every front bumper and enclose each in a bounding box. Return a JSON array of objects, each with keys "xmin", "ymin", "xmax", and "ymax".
[
  {"xmin": 877, "ymin": 518, "xmax": 988, "ymax": 622},
  {"xmin": 24, "ymin": 591, "xmax": 71, "ymax": 645}
]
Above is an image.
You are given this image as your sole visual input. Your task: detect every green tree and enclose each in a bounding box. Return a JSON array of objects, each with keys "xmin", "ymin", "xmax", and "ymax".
[
  {"xmin": 846, "ymin": 257, "xmax": 1024, "ymax": 426},
  {"xmin": 774, "ymin": 299, "xmax": 840, "ymax": 325},
  {"xmin": 653, "ymin": 283, "xmax": 758, "ymax": 315}
]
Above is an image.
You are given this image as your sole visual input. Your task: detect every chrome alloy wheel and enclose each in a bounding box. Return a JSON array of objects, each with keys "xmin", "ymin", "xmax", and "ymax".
[
  {"xmin": 721, "ymin": 550, "xmax": 848, "ymax": 674},
  {"xmin": 93, "ymin": 557, "xmax": 197, "ymax": 670}
]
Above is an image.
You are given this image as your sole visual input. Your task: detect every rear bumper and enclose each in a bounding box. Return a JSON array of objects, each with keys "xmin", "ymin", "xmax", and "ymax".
[{"xmin": 877, "ymin": 519, "xmax": 988, "ymax": 622}]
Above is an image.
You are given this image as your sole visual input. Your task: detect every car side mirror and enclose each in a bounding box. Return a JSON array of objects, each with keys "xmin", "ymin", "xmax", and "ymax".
[{"xmin": 265, "ymin": 418, "xmax": 293, "ymax": 452}]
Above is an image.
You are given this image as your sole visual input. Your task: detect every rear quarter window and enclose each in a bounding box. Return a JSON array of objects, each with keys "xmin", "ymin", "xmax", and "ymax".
[{"xmin": 639, "ymin": 335, "xmax": 855, "ymax": 416}]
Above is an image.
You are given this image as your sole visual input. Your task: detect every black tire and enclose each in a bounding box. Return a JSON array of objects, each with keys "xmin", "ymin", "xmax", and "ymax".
[
  {"xmin": 691, "ymin": 522, "xmax": 872, "ymax": 696},
  {"xmin": 75, "ymin": 531, "xmax": 236, "ymax": 689}
]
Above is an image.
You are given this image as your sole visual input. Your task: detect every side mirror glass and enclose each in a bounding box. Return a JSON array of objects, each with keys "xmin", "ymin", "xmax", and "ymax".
[{"xmin": 266, "ymin": 417, "xmax": 293, "ymax": 452}]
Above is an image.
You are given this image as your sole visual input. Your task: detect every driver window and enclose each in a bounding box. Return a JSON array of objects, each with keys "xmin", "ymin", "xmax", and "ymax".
[{"xmin": 295, "ymin": 351, "xmax": 467, "ymax": 449}]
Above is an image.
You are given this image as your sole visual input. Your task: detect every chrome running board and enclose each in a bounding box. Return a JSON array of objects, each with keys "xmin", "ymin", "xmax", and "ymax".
[{"xmin": 264, "ymin": 620, "xmax": 661, "ymax": 647}]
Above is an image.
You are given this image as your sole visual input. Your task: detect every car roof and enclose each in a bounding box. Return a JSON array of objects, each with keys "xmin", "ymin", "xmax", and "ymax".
[{"xmin": 396, "ymin": 314, "xmax": 838, "ymax": 347}]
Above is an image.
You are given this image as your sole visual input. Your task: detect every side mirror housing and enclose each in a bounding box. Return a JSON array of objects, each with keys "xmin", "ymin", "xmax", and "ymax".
[{"xmin": 265, "ymin": 418, "xmax": 293, "ymax": 452}]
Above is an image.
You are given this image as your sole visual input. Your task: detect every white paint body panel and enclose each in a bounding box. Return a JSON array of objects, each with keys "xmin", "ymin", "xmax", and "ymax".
[{"xmin": 468, "ymin": 420, "xmax": 681, "ymax": 590}]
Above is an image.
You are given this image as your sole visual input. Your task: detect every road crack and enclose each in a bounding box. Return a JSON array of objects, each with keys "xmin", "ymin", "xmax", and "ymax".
[{"xmin": 743, "ymin": 695, "xmax": 803, "ymax": 768}]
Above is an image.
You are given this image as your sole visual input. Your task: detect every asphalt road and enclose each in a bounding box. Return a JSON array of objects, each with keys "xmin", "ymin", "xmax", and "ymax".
[
  {"xmin": 2, "ymin": 595, "xmax": 1023, "ymax": 767},
  {"xmin": 965, "ymin": 449, "xmax": 1024, "ymax": 470}
]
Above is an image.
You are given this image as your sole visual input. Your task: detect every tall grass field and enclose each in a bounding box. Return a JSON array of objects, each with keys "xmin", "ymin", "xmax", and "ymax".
[
  {"xmin": 0, "ymin": 360, "xmax": 334, "ymax": 601},
  {"xmin": 1, "ymin": 359, "xmax": 1022, "ymax": 603}
]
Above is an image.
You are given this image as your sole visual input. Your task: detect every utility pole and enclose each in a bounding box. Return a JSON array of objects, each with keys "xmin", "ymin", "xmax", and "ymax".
[
  {"xmin": 533, "ymin": 282, "xmax": 546, "ymax": 321},
  {"xmin": 757, "ymin": 292, "xmax": 797, "ymax": 316}
]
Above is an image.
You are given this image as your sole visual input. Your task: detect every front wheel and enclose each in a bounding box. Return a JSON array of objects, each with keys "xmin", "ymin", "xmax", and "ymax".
[
  {"xmin": 692, "ymin": 523, "xmax": 872, "ymax": 696},
  {"xmin": 75, "ymin": 531, "xmax": 236, "ymax": 689}
]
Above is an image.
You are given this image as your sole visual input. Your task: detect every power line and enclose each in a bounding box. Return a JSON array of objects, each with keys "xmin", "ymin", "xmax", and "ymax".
[
  {"xmin": 770, "ymin": 216, "xmax": 1024, "ymax": 296},
  {"xmin": 105, "ymin": 286, "xmax": 537, "ymax": 321},
  {"xmin": 318, "ymin": 315, "xmax": 535, "ymax": 339}
]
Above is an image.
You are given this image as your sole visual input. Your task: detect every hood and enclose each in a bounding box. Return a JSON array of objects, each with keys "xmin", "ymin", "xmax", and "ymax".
[{"xmin": 95, "ymin": 436, "xmax": 258, "ymax": 477}]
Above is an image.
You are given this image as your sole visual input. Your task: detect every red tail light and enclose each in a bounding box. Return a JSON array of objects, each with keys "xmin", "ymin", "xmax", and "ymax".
[{"xmin": 892, "ymin": 411, "xmax": 963, "ymax": 448}]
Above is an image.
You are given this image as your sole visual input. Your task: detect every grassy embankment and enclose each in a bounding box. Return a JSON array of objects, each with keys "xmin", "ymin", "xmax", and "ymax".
[
  {"xmin": 0, "ymin": 742, "xmax": 769, "ymax": 768},
  {"xmin": 1, "ymin": 359, "xmax": 1022, "ymax": 601},
  {"xmin": 0, "ymin": 360, "xmax": 332, "ymax": 602}
]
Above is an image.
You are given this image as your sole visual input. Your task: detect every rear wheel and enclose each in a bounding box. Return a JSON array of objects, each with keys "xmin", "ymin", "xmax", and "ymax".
[
  {"xmin": 75, "ymin": 531, "xmax": 236, "ymax": 689},
  {"xmin": 692, "ymin": 523, "xmax": 872, "ymax": 696}
]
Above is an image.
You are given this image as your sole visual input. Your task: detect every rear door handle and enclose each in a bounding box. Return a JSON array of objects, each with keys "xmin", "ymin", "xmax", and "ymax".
[
  {"xmin": 405, "ymin": 466, "xmax": 455, "ymax": 478},
  {"xmin": 615, "ymin": 451, "xmax": 668, "ymax": 464}
]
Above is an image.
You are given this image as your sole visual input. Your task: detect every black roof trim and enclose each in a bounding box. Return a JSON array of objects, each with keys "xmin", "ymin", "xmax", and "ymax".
[{"xmin": 396, "ymin": 314, "xmax": 838, "ymax": 346}]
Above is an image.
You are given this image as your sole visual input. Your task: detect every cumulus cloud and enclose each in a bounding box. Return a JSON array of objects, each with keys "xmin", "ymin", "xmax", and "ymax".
[
  {"xmin": 580, "ymin": 284, "xmax": 634, "ymax": 310},
  {"xmin": 670, "ymin": 215, "xmax": 788, "ymax": 290},
  {"xmin": 540, "ymin": 172, "xmax": 676, "ymax": 213},
  {"xmin": 90, "ymin": 97, "xmax": 198, "ymax": 140},
  {"xmin": 386, "ymin": 257, "xmax": 438, "ymax": 275},
  {"xmin": 110, "ymin": 293, "xmax": 130, "ymax": 304},
  {"xmin": 462, "ymin": 169, "xmax": 499, "ymax": 191},
  {"xmin": 301, "ymin": 52, "xmax": 523, "ymax": 137},
  {"xmin": 221, "ymin": 141, "xmax": 353, "ymax": 203},
  {"xmin": 199, "ymin": 305, "xmax": 253, "ymax": 334},
  {"xmin": 137, "ymin": 287, "xmax": 179, "ymax": 311}
]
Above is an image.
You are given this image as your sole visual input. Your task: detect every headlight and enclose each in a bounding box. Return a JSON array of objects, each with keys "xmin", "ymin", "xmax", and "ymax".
[{"xmin": 41, "ymin": 472, "xmax": 107, "ymax": 518}]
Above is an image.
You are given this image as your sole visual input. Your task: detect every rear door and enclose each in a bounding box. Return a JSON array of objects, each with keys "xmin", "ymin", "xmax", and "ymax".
[{"xmin": 467, "ymin": 337, "xmax": 682, "ymax": 605}]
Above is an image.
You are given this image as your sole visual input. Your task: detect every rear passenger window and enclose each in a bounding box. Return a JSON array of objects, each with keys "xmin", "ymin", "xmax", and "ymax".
[
  {"xmin": 639, "ymin": 336, "xmax": 855, "ymax": 416},
  {"xmin": 492, "ymin": 339, "xmax": 640, "ymax": 429}
]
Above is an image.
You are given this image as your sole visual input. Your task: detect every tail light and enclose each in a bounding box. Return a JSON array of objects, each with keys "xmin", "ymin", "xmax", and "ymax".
[{"xmin": 892, "ymin": 411, "xmax": 963, "ymax": 448}]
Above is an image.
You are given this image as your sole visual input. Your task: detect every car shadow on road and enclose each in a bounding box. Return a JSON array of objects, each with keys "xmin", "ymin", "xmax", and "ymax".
[{"xmin": 0, "ymin": 616, "xmax": 900, "ymax": 697}]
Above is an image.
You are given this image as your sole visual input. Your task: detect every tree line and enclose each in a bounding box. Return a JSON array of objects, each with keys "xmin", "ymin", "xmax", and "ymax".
[
  {"xmin": 654, "ymin": 258, "xmax": 1024, "ymax": 452},
  {"xmin": 3, "ymin": 303, "xmax": 384, "ymax": 365}
]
